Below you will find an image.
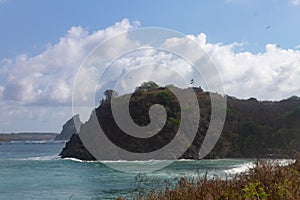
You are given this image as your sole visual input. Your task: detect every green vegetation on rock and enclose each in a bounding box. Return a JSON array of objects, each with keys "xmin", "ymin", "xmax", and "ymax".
[{"xmin": 60, "ymin": 82, "xmax": 300, "ymax": 160}]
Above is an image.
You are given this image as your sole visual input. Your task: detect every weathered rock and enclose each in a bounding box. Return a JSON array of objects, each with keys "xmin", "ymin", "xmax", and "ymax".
[
  {"xmin": 55, "ymin": 115, "xmax": 81, "ymax": 141},
  {"xmin": 59, "ymin": 134, "xmax": 96, "ymax": 161}
]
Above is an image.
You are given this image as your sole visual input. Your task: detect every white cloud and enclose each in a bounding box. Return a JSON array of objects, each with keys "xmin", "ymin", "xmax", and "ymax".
[
  {"xmin": 1, "ymin": 18, "xmax": 300, "ymax": 131},
  {"xmin": 0, "ymin": 18, "xmax": 138, "ymax": 131},
  {"xmin": 159, "ymin": 33, "xmax": 300, "ymax": 100},
  {"xmin": 1, "ymin": 18, "xmax": 136, "ymax": 105},
  {"xmin": 108, "ymin": 50, "xmax": 193, "ymax": 95},
  {"xmin": 0, "ymin": 100, "xmax": 72, "ymax": 132}
]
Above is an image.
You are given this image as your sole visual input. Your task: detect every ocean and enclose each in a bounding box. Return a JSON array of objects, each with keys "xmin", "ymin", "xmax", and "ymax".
[{"xmin": 0, "ymin": 141, "xmax": 256, "ymax": 200}]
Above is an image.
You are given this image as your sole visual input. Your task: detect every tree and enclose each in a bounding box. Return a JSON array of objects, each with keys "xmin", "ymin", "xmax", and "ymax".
[
  {"xmin": 104, "ymin": 90, "xmax": 118, "ymax": 100},
  {"xmin": 135, "ymin": 81, "xmax": 159, "ymax": 92}
]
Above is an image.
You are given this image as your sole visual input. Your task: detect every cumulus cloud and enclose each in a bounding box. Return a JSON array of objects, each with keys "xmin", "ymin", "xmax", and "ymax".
[
  {"xmin": 0, "ymin": 18, "xmax": 136, "ymax": 105},
  {"xmin": 206, "ymin": 42, "xmax": 300, "ymax": 100},
  {"xmin": 0, "ymin": 19, "xmax": 138, "ymax": 131},
  {"xmin": 1, "ymin": 18, "xmax": 300, "ymax": 131},
  {"xmin": 156, "ymin": 33, "xmax": 300, "ymax": 100},
  {"xmin": 110, "ymin": 51, "xmax": 193, "ymax": 94},
  {"xmin": 85, "ymin": 30, "xmax": 300, "ymax": 101}
]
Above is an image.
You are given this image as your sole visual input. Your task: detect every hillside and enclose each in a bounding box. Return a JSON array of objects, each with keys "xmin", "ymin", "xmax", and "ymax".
[
  {"xmin": 60, "ymin": 82, "xmax": 300, "ymax": 160},
  {"xmin": 0, "ymin": 132, "xmax": 58, "ymax": 142}
]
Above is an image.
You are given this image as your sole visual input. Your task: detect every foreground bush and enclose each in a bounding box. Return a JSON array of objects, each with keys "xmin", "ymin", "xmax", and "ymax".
[{"xmin": 118, "ymin": 160, "xmax": 300, "ymax": 200}]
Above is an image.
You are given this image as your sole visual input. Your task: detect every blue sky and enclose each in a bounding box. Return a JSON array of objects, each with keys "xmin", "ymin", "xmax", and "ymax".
[
  {"xmin": 1, "ymin": 0, "xmax": 300, "ymax": 59},
  {"xmin": 0, "ymin": 0, "xmax": 300, "ymax": 132}
]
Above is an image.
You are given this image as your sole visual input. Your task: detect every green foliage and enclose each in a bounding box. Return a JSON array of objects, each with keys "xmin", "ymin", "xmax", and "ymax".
[
  {"xmin": 136, "ymin": 81, "xmax": 159, "ymax": 92},
  {"xmin": 169, "ymin": 117, "xmax": 180, "ymax": 126},
  {"xmin": 241, "ymin": 121, "xmax": 264, "ymax": 135},
  {"xmin": 226, "ymin": 107, "xmax": 232, "ymax": 114},
  {"xmin": 275, "ymin": 179, "xmax": 292, "ymax": 199},
  {"xmin": 284, "ymin": 105, "xmax": 300, "ymax": 117},
  {"xmin": 158, "ymin": 91, "xmax": 172, "ymax": 100},
  {"xmin": 242, "ymin": 181, "xmax": 269, "ymax": 199},
  {"xmin": 130, "ymin": 160, "xmax": 300, "ymax": 200}
]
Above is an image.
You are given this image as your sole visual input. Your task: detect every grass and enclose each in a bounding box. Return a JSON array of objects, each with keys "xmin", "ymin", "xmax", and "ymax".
[{"xmin": 118, "ymin": 159, "xmax": 300, "ymax": 200}]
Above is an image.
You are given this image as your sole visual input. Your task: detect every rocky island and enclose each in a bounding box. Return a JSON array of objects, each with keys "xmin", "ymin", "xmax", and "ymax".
[
  {"xmin": 55, "ymin": 114, "xmax": 81, "ymax": 141},
  {"xmin": 60, "ymin": 82, "xmax": 300, "ymax": 160}
]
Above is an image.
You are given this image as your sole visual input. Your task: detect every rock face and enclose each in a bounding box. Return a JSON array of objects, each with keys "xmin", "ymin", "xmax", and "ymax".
[
  {"xmin": 55, "ymin": 115, "xmax": 81, "ymax": 141},
  {"xmin": 59, "ymin": 84, "xmax": 300, "ymax": 161},
  {"xmin": 60, "ymin": 134, "xmax": 96, "ymax": 160}
]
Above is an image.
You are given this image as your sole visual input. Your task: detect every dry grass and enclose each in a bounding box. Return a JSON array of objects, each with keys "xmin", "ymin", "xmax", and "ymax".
[{"xmin": 118, "ymin": 160, "xmax": 300, "ymax": 200}]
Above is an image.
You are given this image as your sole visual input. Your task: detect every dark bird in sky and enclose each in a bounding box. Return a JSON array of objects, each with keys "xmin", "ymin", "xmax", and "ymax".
[
  {"xmin": 190, "ymin": 79, "xmax": 194, "ymax": 84},
  {"xmin": 266, "ymin": 25, "xmax": 271, "ymax": 29}
]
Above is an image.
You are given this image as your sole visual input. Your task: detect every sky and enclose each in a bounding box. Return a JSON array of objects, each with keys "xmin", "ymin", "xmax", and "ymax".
[{"xmin": 0, "ymin": 0, "xmax": 300, "ymax": 132}]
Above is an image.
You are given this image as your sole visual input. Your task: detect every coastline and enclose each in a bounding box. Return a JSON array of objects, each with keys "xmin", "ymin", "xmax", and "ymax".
[
  {"xmin": 1, "ymin": 141, "xmax": 298, "ymax": 199},
  {"xmin": 0, "ymin": 133, "xmax": 58, "ymax": 142}
]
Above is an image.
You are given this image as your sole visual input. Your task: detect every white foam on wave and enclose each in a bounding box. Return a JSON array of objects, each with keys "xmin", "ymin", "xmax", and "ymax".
[
  {"xmin": 18, "ymin": 155, "xmax": 60, "ymax": 161},
  {"xmin": 8, "ymin": 140, "xmax": 66, "ymax": 144},
  {"xmin": 63, "ymin": 157, "xmax": 85, "ymax": 162},
  {"xmin": 61, "ymin": 158, "xmax": 155, "ymax": 163},
  {"xmin": 176, "ymin": 159, "xmax": 196, "ymax": 162},
  {"xmin": 101, "ymin": 159, "xmax": 173, "ymax": 163},
  {"xmin": 153, "ymin": 171, "xmax": 203, "ymax": 179},
  {"xmin": 270, "ymin": 159, "xmax": 296, "ymax": 166},
  {"xmin": 62, "ymin": 159, "xmax": 178, "ymax": 166},
  {"xmin": 224, "ymin": 162, "xmax": 255, "ymax": 174},
  {"xmin": 224, "ymin": 159, "xmax": 296, "ymax": 175},
  {"xmin": 62, "ymin": 159, "xmax": 202, "ymax": 163},
  {"xmin": 63, "ymin": 157, "xmax": 103, "ymax": 163}
]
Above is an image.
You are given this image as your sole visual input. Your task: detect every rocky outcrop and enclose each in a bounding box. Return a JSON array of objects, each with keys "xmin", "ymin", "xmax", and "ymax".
[
  {"xmin": 59, "ymin": 134, "xmax": 96, "ymax": 160},
  {"xmin": 59, "ymin": 84, "xmax": 300, "ymax": 161},
  {"xmin": 55, "ymin": 115, "xmax": 81, "ymax": 141}
]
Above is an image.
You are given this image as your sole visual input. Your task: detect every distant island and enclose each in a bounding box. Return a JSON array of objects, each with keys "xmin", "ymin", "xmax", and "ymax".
[
  {"xmin": 0, "ymin": 132, "xmax": 58, "ymax": 142},
  {"xmin": 0, "ymin": 114, "xmax": 81, "ymax": 142},
  {"xmin": 60, "ymin": 82, "xmax": 300, "ymax": 160},
  {"xmin": 55, "ymin": 114, "xmax": 81, "ymax": 141}
]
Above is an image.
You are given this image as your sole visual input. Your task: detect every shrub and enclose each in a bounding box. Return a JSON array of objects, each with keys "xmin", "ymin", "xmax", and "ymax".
[{"xmin": 120, "ymin": 160, "xmax": 300, "ymax": 200}]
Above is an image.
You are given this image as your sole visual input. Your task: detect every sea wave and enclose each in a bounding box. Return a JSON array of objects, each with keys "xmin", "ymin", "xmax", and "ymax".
[
  {"xmin": 224, "ymin": 159, "xmax": 296, "ymax": 175},
  {"xmin": 224, "ymin": 162, "xmax": 255, "ymax": 174},
  {"xmin": 62, "ymin": 158, "xmax": 178, "ymax": 163},
  {"xmin": 270, "ymin": 159, "xmax": 296, "ymax": 166},
  {"xmin": 102, "ymin": 159, "xmax": 172, "ymax": 163},
  {"xmin": 17, "ymin": 155, "xmax": 60, "ymax": 161},
  {"xmin": 8, "ymin": 140, "xmax": 65, "ymax": 144},
  {"xmin": 62, "ymin": 157, "xmax": 108, "ymax": 163},
  {"xmin": 63, "ymin": 157, "xmax": 86, "ymax": 162}
]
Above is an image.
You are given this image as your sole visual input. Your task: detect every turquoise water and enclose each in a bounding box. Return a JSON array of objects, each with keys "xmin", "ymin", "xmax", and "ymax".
[{"xmin": 0, "ymin": 142, "xmax": 253, "ymax": 199}]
